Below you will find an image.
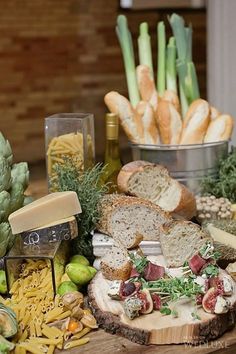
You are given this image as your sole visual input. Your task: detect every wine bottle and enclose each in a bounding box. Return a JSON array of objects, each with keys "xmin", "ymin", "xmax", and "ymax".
[{"xmin": 101, "ymin": 113, "xmax": 122, "ymax": 193}]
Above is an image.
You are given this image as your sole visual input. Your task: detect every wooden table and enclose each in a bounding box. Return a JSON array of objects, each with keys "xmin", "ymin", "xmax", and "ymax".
[
  {"xmin": 28, "ymin": 178, "xmax": 236, "ymax": 354},
  {"xmin": 61, "ymin": 327, "xmax": 236, "ymax": 354}
]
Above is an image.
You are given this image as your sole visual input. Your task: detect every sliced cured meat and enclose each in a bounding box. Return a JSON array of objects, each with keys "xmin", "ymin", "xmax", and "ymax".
[
  {"xmin": 151, "ymin": 293, "xmax": 162, "ymax": 310},
  {"xmin": 189, "ymin": 254, "xmax": 207, "ymax": 274},
  {"xmin": 143, "ymin": 262, "xmax": 165, "ymax": 281}
]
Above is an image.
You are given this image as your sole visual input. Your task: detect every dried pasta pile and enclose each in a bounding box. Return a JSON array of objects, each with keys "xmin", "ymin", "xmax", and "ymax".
[
  {"xmin": 47, "ymin": 132, "xmax": 94, "ymax": 192},
  {"xmin": 1, "ymin": 259, "xmax": 96, "ymax": 353}
]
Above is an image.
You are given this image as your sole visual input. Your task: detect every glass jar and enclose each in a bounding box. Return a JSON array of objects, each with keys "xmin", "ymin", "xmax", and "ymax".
[{"xmin": 45, "ymin": 113, "xmax": 95, "ymax": 192}]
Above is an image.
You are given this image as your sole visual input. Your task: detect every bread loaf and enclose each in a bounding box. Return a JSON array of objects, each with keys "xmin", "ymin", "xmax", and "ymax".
[
  {"xmin": 117, "ymin": 161, "xmax": 196, "ymax": 220},
  {"xmin": 180, "ymin": 99, "xmax": 210, "ymax": 144},
  {"xmin": 210, "ymin": 106, "xmax": 220, "ymax": 120},
  {"xmin": 157, "ymin": 100, "xmax": 182, "ymax": 144},
  {"xmin": 104, "ymin": 91, "xmax": 143, "ymax": 144},
  {"xmin": 136, "ymin": 101, "xmax": 160, "ymax": 144},
  {"xmin": 204, "ymin": 114, "xmax": 234, "ymax": 143},
  {"xmin": 161, "ymin": 90, "xmax": 180, "ymax": 113},
  {"xmin": 100, "ymin": 244, "xmax": 132, "ymax": 281},
  {"xmin": 160, "ymin": 220, "xmax": 211, "ymax": 267},
  {"xmin": 136, "ymin": 65, "xmax": 158, "ymax": 113},
  {"xmin": 96, "ymin": 194, "xmax": 171, "ymax": 245}
]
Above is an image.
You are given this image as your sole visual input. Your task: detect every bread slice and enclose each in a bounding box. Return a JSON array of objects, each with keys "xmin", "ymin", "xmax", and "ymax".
[
  {"xmin": 100, "ymin": 244, "xmax": 132, "ymax": 281},
  {"xmin": 160, "ymin": 220, "xmax": 211, "ymax": 267},
  {"xmin": 96, "ymin": 194, "xmax": 171, "ymax": 247},
  {"xmin": 117, "ymin": 161, "xmax": 196, "ymax": 220}
]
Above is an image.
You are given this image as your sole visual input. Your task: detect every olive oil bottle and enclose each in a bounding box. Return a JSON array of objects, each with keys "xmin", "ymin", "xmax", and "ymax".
[{"xmin": 101, "ymin": 113, "xmax": 122, "ymax": 193}]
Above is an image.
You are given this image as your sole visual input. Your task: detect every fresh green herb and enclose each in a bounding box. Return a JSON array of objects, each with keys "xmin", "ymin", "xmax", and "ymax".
[
  {"xmin": 143, "ymin": 277, "xmax": 203, "ymax": 302},
  {"xmin": 160, "ymin": 306, "xmax": 171, "ymax": 316},
  {"xmin": 129, "ymin": 253, "xmax": 148, "ymax": 274},
  {"xmin": 201, "ymin": 147, "xmax": 236, "ymax": 202},
  {"xmin": 52, "ymin": 160, "xmax": 108, "ymax": 259},
  {"xmin": 191, "ymin": 312, "xmax": 201, "ymax": 320},
  {"xmin": 171, "ymin": 309, "xmax": 178, "ymax": 318},
  {"xmin": 202, "ymin": 264, "xmax": 219, "ymax": 278}
]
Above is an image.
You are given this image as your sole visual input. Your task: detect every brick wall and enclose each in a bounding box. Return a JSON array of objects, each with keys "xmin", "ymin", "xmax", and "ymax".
[{"xmin": 0, "ymin": 0, "xmax": 206, "ymax": 163}]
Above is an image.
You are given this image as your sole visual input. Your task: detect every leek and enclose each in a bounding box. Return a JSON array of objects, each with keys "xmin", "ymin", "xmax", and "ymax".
[
  {"xmin": 169, "ymin": 13, "xmax": 200, "ymax": 117},
  {"xmin": 166, "ymin": 37, "xmax": 177, "ymax": 93},
  {"xmin": 138, "ymin": 22, "xmax": 154, "ymax": 77},
  {"xmin": 116, "ymin": 15, "xmax": 140, "ymax": 107},
  {"xmin": 157, "ymin": 21, "xmax": 166, "ymax": 96}
]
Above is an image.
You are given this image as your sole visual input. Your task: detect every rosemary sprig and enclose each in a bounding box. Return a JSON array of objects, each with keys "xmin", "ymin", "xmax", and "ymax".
[
  {"xmin": 129, "ymin": 253, "xmax": 148, "ymax": 274},
  {"xmin": 51, "ymin": 159, "xmax": 108, "ymax": 259}
]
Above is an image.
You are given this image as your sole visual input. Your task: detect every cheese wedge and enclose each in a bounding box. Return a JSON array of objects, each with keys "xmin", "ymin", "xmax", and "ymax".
[
  {"xmin": 20, "ymin": 216, "xmax": 78, "ymax": 244},
  {"xmin": 207, "ymin": 224, "xmax": 236, "ymax": 249},
  {"xmin": 9, "ymin": 192, "xmax": 81, "ymax": 234}
]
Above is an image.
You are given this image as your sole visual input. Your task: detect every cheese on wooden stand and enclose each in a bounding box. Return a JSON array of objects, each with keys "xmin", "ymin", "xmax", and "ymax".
[
  {"xmin": 9, "ymin": 191, "xmax": 81, "ymax": 234},
  {"xmin": 207, "ymin": 224, "xmax": 236, "ymax": 249},
  {"xmin": 20, "ymin": 216, "xmax": 78, "ymax": 244}
]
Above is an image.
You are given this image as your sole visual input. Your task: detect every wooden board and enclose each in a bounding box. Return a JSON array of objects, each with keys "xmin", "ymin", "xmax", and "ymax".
[{"xmin": 88, "ymin": 265, "xmax": 236, "ymax": 346}]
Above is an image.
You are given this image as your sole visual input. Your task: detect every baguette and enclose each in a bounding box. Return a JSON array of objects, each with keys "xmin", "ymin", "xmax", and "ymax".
[
  {"xmin": 210, "ymin": 106, "xmax": 220, "ymax": 120},
  {"xmin": 161, "ymin": 90, "xmax": 180, "ymax": 113},
  {"xmin": 180, "ymin": 99, "xmax": 210, "ymax": 144},
  {"xmin": 136, "ymin": 65, "xmax": 158, "ymax": 113},
  {"xmin": 156, "ymin": 100, "xmax": 182, "ymax": 144},
  {"xmin": 117, "ymin": 161, "xmax": 196, "ymax": 220},
  {"xmin": 160, "ymin": 220, "xmax": 211, "ymax": 267},
  {"xmin": 136, "ymin": 101, "xmax": 160, "ymax": 144},
  {"xmin": 204, "ymin": 114, "xmax": 234, "ymax": 143},
  {"xmin": 104, "ymin": 91, "xmax": 143, "ymax": 144},
  {"xmin": 96, "ymin": 194, "xmax": 171, "ymax": 244}
]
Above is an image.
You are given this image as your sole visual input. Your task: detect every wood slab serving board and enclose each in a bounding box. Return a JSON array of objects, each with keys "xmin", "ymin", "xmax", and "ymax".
[{"xmin": 88, "ymin": 272, "xmax": 236, "ymax": 345}]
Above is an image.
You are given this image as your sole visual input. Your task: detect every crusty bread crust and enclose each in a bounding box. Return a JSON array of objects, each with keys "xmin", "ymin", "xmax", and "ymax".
[
  {"xmin": 100, "ymin": 259, "xmax": 132, "ymax": 281},
  {"xmin": 210, "ymin": 106, "xmax": 220, "ymax": 120},
  {"xmin": 157, "ymin": 100, "xmax": 182, "ymax": 144},
  {"xmin": 161, "ymin": 89, "xmax": 180, "ymax": 113},
  {"xmin": 104, "ymin": 91, "xmax": 143, "ymax": 144},
  {"xmin": 180, "ymin": 99, "xmax": 210, "ymax": 144},
  {"xmin": 172, "ymin": 183, "xmax": 196, "ymax": 220},
  {"xmin": 117, "ymin": 161, "xmax": 196, "ymax": 220},
  {"xmin": 117, "ymin": 160, "xmax": 155, "ymax": 194},
  {"xmin": 204, "ymin": 114, "xmax": 234, "ymax": 143},
  {"xmin": 136, "ymin": 101, "xmax": 160, "ymax": 144}
]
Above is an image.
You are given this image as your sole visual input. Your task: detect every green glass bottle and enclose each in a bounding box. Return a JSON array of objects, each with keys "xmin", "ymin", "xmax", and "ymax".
[{"xmin": 101, "ymin": 113, "xmax": 122, "ymax": 193}]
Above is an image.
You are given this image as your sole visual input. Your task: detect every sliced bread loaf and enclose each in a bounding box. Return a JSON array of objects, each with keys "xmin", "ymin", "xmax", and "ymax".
[
  {"xmin": 96, "ymin": 194, "xmax": 171, "ymax": 248},
  {"xmin": 160, "ymin": 220, "xmax": 211, "ymax": 267},
  {"xmin": 117, "ymin": 161, "xmax": 196, "ymax": 220},
  {"xmin": 100, "ymin": 244, "xmax": 132, "ymax": 281}
]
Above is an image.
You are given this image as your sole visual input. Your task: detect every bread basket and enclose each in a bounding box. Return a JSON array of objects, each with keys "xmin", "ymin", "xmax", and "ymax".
[{"xmin": 130, "ymin": 141, "xmax": 229, "ymax": 194}]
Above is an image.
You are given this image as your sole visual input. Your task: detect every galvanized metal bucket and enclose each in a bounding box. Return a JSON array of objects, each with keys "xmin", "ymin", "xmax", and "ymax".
[{"xmin": 130, "ymin": 141, "xmax": 229, "ymax": 194}]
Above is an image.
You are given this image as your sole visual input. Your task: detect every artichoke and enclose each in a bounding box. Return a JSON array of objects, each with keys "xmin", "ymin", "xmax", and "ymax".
[
  {"xmin": 9, "ymin": 183, "xmax": 24, "ymax": 213},
  {"xmin": 0, "ymin": 158, "xmax": 11, "ymax": 193},
  {"xmin": 11, "ymin": 162, "xmax": 29, "ymax": 191},
  {"xmin": 0, "ymin": 192, "xmax": 10, "ymax": 223},
  {"xmin": 0, "ymin": 133, "xmax": 13, "ymax": 166},
  {"xmin": 0, "ymin": 304, "xmax": 18, "ymax": 338},
  {"xmin": 0, "ymin": 335, "xmax": 15, "ymax": 353},
  {"xmin": 0, "ymin": 223, "xmax": 13, "ymax": 257}
]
